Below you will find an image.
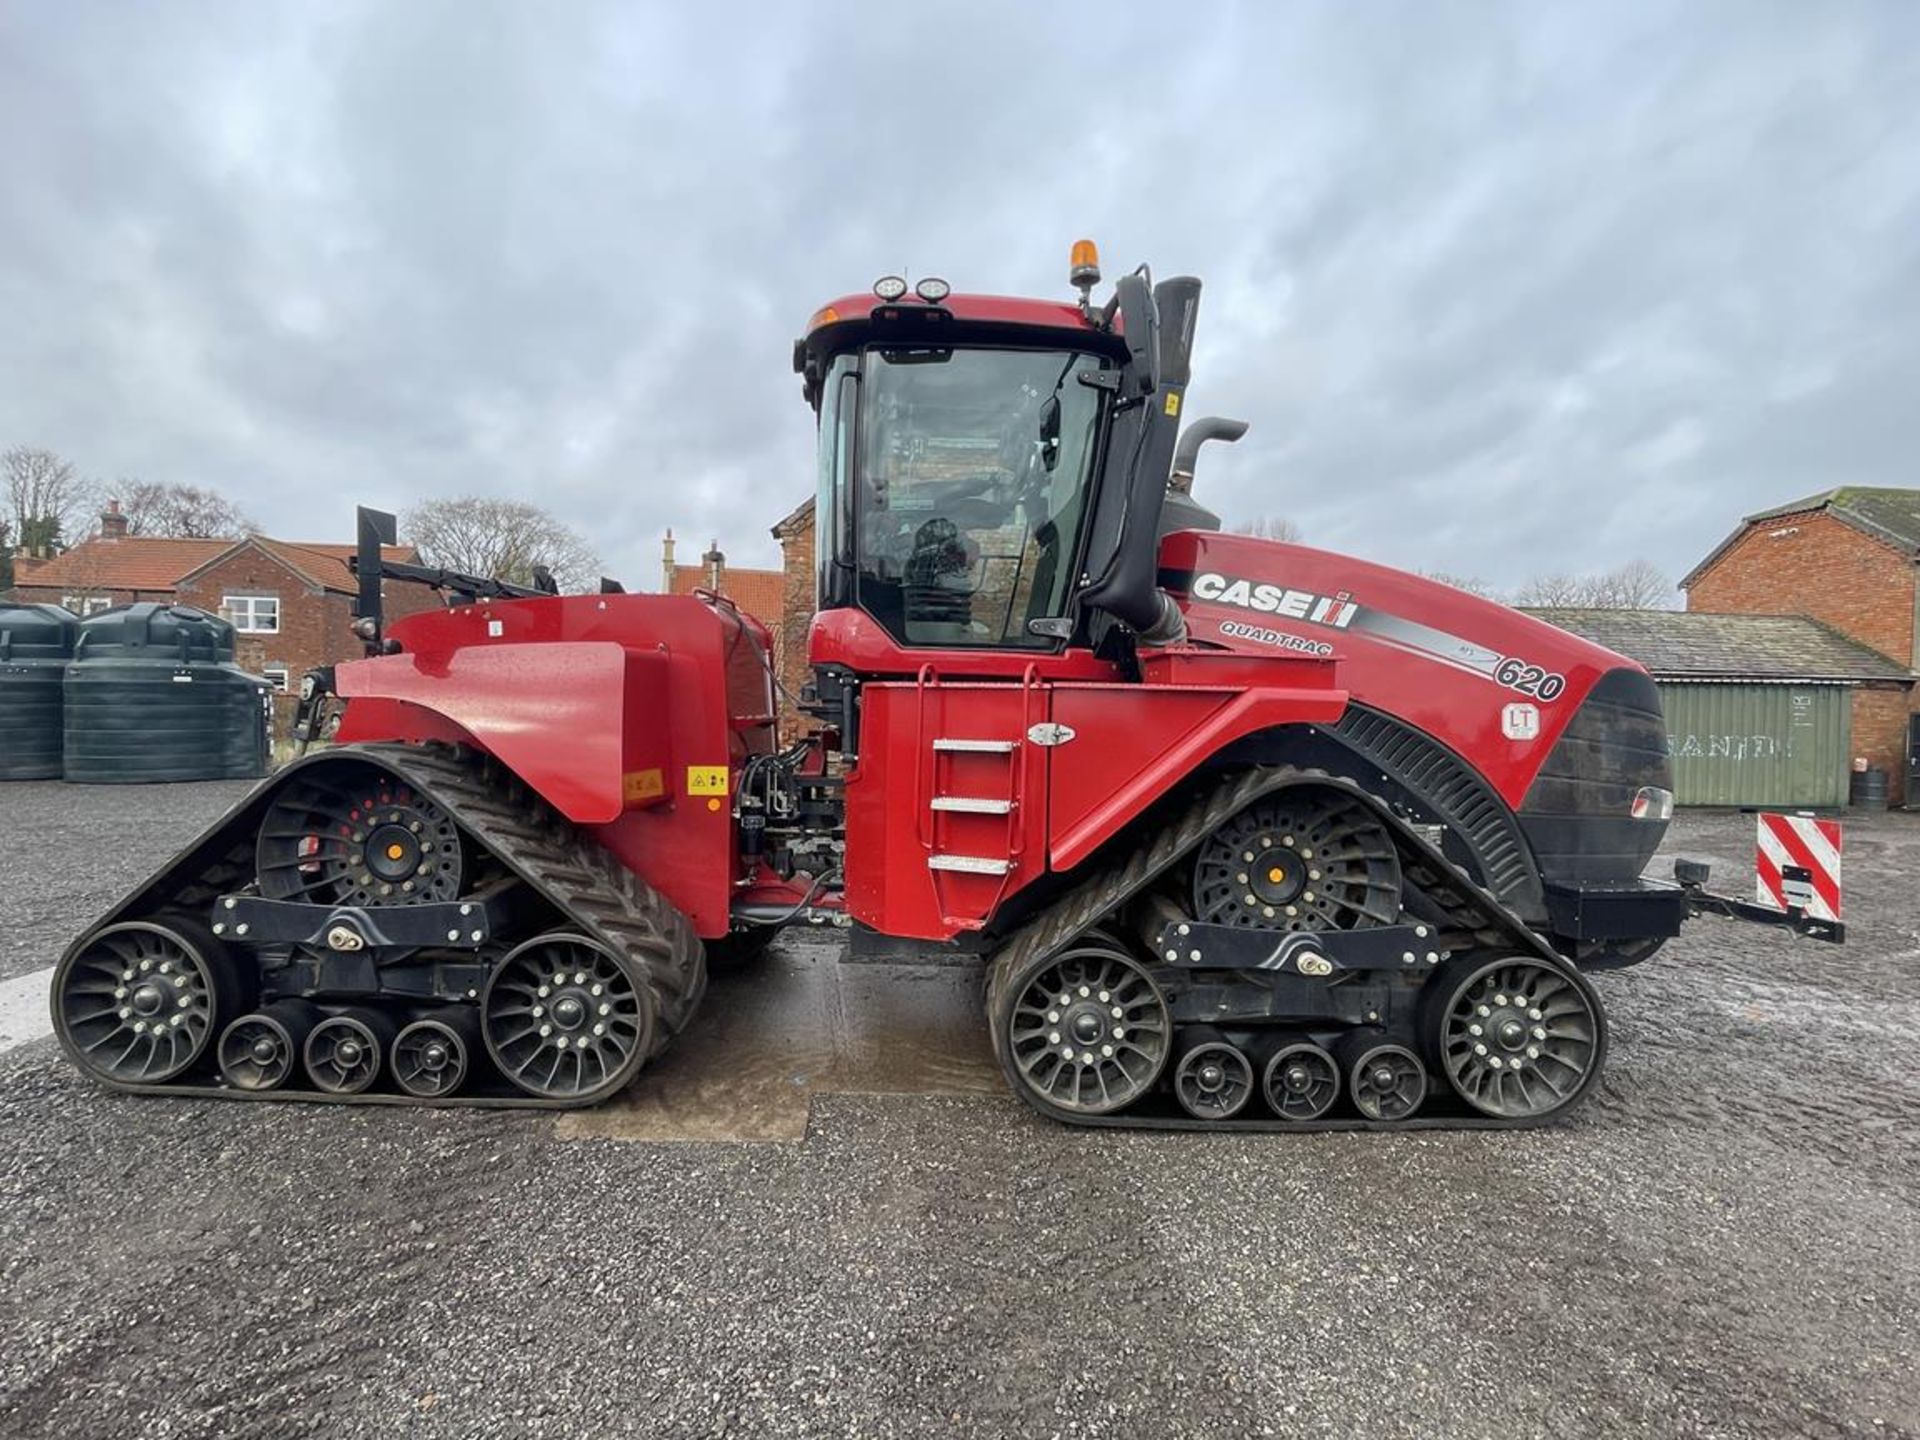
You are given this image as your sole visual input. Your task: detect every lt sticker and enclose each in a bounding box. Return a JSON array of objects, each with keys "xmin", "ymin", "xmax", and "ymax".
[
  {"xmin": 1501, "ymin": 703, "xmax": 1540, "ymax": 741},
  {"xmin": 685, "ymin": 765, "xmax": 730, "ymax": 797}
]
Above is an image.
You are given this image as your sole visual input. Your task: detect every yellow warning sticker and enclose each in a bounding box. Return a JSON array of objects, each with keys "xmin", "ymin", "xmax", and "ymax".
[
  {"xmin": 686, "ymin": 765, "xmax": 730, "ymax": 797},
  {"xmin": 622, "ymin": 768, "xmax": 665, "ymax": 805},
  {"xmin": 1164, "ymin": 392, "xmax": 1182, "ymax": 417}
]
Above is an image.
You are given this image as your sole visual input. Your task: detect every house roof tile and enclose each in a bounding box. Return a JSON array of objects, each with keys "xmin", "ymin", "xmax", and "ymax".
[
  {"xmin": 10, "ymin": 537, "xmax": 233, "ymax": 592},
  {"xmin": 1526, "ymin": 608, "xmax": 1911, "ymax": 682},
  {"xmin": 1682, "ymin": 486, "xmax": 1920, "ymax": 589},
  {"xmin": 667, "ymin": 564, "xmax": 785, "ymax": 630}
]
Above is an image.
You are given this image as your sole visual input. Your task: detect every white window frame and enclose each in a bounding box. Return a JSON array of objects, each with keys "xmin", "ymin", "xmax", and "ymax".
[
  {"xmin": 224, "ymin": 594, "xmax": 281, "ymax": 634},
  {"xmin": 63, "ymin": 595, "xmax": 112, "ymax": 616},
  {"xmin": 261, "ymin": 666, "xmax": 291, "ymax": 693}
]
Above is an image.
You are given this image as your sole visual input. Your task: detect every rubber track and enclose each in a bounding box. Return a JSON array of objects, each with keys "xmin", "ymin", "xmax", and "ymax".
[
  {"xmin": 984, "ymin": 764, "xmax": 1596, "ymax": 1133},
  {"xmin": 61, "ymin": 742, "xmax": 706, "ymax": 1111}
]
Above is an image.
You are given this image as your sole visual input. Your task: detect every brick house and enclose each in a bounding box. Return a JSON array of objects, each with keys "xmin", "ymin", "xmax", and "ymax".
[
  {"xmin": 7, "ymin": 502, "xmax": 436, "ymax": 728},
  {"xmin": 658, "ymin": 527, "xmax": 797, "ymax": 726},
  {"xmin": 1682, "ymin": 486, "xmax": 1920, "ymax": 800}
]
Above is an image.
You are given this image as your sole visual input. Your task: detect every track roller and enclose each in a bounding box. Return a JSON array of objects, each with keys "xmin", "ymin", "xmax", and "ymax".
[
  {"xmin": 1340, "ymin": 1034, "xmax": 1427, "ymax": 1121},
  {"xmin": 482, "ymin": 932, "xmax": 653, "ymax": 1103},
  {"xmin": 53, "ymin": 919, "xmax": 244, "ymax": 1085},
  {"xmin": 1261, "ymin": 1040, "xmax": 1341, "ymax": 1122},
  {"xmin": 1429, "ymin": 954, "xmax": 1605, "ymax": 1120},
  {"xmin": 218, "ymin": 1000, "xmax": 322, "ymax": 1092},
  {"xmin": 1172, "ymin": 1032, "xmax": 1255, "ymax": 1120},
  {"xmin": 304, "ymin": 1009, "xmax": 397, "ymax": 1095},
  {"xmin": 392, "ymin": 1010, "xmax": 480, "ymax": 1099}
]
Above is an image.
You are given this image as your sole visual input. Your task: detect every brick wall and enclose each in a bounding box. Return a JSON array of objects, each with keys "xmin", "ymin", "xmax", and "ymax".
[
  {"xmin": 1688, "ymin": 511, "xmax": 1917, "ymax": 667},
  {"xmin": 1851, "ymin": 682, "xmax": 1914, "ymax": 803},
  {"xmin": 177, "ymin": 550, "xmax": 442, "ymax": 731},
  {"xmin": 774, "ymin": 503, "xmax": 816, "ymax": 737}
]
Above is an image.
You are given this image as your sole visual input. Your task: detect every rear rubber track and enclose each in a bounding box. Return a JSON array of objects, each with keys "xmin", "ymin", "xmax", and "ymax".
[{"xmin": 57, "ymin": 741, "xmax": 705, "ymax": 1110}]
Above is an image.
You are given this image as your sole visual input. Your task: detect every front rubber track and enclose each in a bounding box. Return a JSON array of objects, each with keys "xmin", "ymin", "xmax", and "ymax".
[
  {"xmin": 985, "ymin": 764, "xmax": 1607, "ymax": 1133},
  {"xmin": 53, "ymin": 741, "xmax": 706, "ymax": 1110}
]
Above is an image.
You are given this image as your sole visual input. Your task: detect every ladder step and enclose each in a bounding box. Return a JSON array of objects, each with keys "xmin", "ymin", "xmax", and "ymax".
[
  {"xmin": 931, "ymin": 796, "xmax": 1013, "ymax": 815},
  {"xmin": 928, "ymin": 853, "xmax": 1011, "ymax": 875},
  {"xmin": 932, "ymin": 738, "xmax": 1016, "ymax": 753}
]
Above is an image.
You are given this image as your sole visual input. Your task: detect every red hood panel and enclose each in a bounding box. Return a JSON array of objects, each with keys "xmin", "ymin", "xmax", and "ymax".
[{"xmin": 1158, "ymin": 532, "xmax": 1646, "ymax": 808}]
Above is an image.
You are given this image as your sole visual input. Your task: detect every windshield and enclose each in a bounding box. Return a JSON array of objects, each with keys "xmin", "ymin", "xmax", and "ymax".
[{"xmin": 853, "ymin": 345, "xmax": 1109, "ymax": 648}]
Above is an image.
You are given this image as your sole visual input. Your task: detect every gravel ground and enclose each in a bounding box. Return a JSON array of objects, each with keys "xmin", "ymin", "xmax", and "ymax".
[{"xmin": 0, "ymin": 788, "xmax": 1915, "ymax": 1439}]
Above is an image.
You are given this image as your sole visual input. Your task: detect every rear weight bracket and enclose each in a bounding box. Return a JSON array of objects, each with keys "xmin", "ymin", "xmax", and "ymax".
[{"xmin": 209, "ymin": 894, "xmax": 512, "ymax": 953}]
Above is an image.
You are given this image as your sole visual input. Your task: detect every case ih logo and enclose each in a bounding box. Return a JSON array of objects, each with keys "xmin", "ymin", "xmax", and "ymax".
[{"xmin": 1190, "ymin": 572, "xmax": 1358, "ymax": 629}]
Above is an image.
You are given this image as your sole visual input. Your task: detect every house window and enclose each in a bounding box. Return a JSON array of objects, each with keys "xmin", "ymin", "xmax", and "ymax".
[
  {"xmin": 62, "ymin": 595, "xmax": 112, "ymax": 616},
  {"xmin": 224, "ymin": 595, "xmax": 280, "ymax": 633},
  {"xmin": 262, "ymin": 666, "xmax": 291, "ymax": 693}
]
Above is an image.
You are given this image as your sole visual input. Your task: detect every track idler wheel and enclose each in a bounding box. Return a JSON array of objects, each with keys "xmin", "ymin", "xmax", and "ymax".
[
  {"xmin": 482, "ymin": 933, "xmax": 653, "ymax": 1103},
  {"xmin": 1262, "ymin": 1040, "xmax": 1341, "ymax": 1122},
  {"xmin": 53, "ymin": 919, "xmax": 245, "ymax": 1086},
  {"xmin": 1192, "ymin": 787, "xmax": 1402, "ymax": 933},
  {"xmin": 256, "ymin": 759, "xmax": 466, "ymax": 908},
  {"xmin": 1172, "ymin": 1031, "xmax": 1255, "ymax": 1120},
  {"xmin": 393, "ymin": 1010, "xmax": 480, "ymax": 1099},
  {"xmin": 1429, "ymin": 954, "xmax": 1605, "ymax": 1120},
  {"xmin": 304, "ymin": 1009, "xmax": 397, "ymax": 1095},
  {"xmin": 1339, "ymin": 1033, "xmax": 1427, "ymax": 1121},
  {"xmin": 996, "ymin": 939, "xmax": 1172, "ymax": 1118},
  {"xmin": 218, "ymin": 1000, "xmax": 321, "ymax": 1092}
]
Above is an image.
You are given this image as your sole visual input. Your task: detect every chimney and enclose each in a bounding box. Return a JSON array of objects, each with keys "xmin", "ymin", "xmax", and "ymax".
[
  {"xmin": 661, "ymin": 528, "xmax": 676, "ymax": 594},
  {"xmin": 100, "ymin": 499, "xmax": 128, "ymax": 541},
  {"xmin": 704, "ymin": 540, "xmax": 725, "ymax": 592}
]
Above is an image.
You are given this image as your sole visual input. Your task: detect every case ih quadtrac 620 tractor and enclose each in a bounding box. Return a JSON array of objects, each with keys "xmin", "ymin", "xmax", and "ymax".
[{"xmin": 52, "ymin": 245, "xmax": 1840, "ymax": 1129}]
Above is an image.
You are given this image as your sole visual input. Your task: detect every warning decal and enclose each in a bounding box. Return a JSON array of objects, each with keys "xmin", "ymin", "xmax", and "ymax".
[{"xmin": 1755, "ymin": 812, "xmax": 1842, "ymax": 921}]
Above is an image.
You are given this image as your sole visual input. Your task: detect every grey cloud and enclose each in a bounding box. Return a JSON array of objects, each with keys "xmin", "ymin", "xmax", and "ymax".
[{"xmin": 2, "ymin": 1, "xmax": 1917, "ymax": 592}]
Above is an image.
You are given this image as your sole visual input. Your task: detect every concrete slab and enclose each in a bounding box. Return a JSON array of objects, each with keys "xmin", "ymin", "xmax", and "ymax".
[{"xmin": 557, "ymin": 940, "xmax": 1004, "ymax": 1143}]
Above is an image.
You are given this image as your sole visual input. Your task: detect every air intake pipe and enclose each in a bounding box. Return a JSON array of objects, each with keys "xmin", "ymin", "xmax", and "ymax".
[{"xmin": 1169, "ymin": 417, "xmax": 1249, "ymax": 495}]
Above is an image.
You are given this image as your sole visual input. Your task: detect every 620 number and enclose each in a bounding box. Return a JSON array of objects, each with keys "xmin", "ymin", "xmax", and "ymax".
[{"xmin": 1495, "ymin": 657, "xmax": 1566, "ymax": 702}]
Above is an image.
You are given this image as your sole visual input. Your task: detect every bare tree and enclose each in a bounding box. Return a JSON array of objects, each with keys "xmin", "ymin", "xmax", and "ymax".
[
  {"xmin": 4, "ymin": 447, "xmax": 92, "ymax": 557},
  {"xmin": 404, "ymin": 496, "xmax": 600, "ymax": 592},
  {"xmin": 1515, "ymin": 559, "xmax": 1676, "ymax": 609},
  {"xmin": 118, "ymin": 480, "xmax": 256, "ymax": 539},
  {"xmin": 1417, "ymin": 570, "xmax": 1502, "ymax": 600},
  {"xmin": 1231, "ymin": 515, "xmax": 1303, "ymax": 543}
]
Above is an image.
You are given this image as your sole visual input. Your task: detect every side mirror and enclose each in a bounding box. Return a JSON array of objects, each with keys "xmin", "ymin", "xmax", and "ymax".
[
  {"xmin": 1039, "ymin": 395, "xmax": 1062, "ymax": 472},
  {"xmin": 1114, "ymin": 273, "xmax": 1160, "ymax": 396}
]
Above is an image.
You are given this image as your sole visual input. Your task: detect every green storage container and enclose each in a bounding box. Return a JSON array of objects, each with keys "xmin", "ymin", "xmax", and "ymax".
[
  {"xmin": 0, "ymin": 602, "xmax": 81, "ymax": 780},
  {"xmin": 1658, "ymin": 681, "xmax": 1850, "ymax": 808},
  {"xmin": 64, "ymin": 603, "xmax": 271, "ymax": 784}
]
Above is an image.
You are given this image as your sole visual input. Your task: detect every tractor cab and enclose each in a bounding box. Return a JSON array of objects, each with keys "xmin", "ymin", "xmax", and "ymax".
[{"xmin": 793, "ymin": 246, "xmax": 1215, "ymax": 679}]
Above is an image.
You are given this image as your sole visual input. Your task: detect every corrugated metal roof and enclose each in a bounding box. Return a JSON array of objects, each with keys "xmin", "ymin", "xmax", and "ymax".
[
  {"xmin": 1682, "ymin": 485, "xmax": 1920, "ymax": 589},
  {"xmin": 1525, "ymin": 608, "xmax": 1911, "ymax": 682}
]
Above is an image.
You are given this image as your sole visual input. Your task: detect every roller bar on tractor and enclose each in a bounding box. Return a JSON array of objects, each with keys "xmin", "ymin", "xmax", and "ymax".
[{"xmin": 53, "ymin": 242, "xmax": 1840, "ymax": 1131}]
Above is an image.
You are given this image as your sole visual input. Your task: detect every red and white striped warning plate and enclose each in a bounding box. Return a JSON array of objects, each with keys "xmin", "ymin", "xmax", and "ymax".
[{"xmin": 1755, "ymin": 813, "xmax": 1843, "ymax": 921}]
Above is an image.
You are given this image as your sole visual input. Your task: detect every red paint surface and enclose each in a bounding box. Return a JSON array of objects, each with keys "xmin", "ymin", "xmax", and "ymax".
[{"xmin": 333, "ymin": 593, "xmax": 772, "ymax": 938}]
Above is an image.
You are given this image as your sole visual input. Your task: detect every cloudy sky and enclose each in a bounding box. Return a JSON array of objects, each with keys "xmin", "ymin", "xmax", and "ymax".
[{"xmin": 3, "ymin": 1, "xmax": 1917, "ymax": 593}]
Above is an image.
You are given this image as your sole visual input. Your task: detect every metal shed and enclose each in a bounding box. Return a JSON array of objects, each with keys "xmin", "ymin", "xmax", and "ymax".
[{"xmin": 1527, "ymin": 610, "xmax": 1912, "ymax": 808}]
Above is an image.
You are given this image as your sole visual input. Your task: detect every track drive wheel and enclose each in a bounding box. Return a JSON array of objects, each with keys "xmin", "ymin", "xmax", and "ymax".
[
  {"xmin": 995, "ymin": 939, "xmax": 1172, "ymax": 1118},
  {"xmin": 1429, "ymin": 954, "xmax": 1605, "ymax": 1120},
  {"xmin": 482, "ymin": 933, "xmax": 653, "ymax": 1103},
  {"xmin": 1192, "ymin": 787, "xmax": 1401, "ymax": 932},
  {"xmin": 54, "ymin": 920, "xmax": 245, "ymax": 1086},
  {"xmin": 218, "ymin": 1000, "xmax": 321, "ymax": 1092},
  {"xmin": 256, "ymin": 758, "xmax": 466, "ymax": 907},
  {"xmin": 1262, "ymin": 1040, "xmax": 1341, "ymax": 1121}
]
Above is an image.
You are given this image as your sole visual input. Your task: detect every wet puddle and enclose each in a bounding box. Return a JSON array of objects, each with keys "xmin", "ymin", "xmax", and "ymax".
[{"xmin": 556, "ymin": 941, "xmax": 1004, "ymax": 1143}]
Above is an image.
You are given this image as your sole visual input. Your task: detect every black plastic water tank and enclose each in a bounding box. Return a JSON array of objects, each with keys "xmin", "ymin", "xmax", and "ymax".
[
  {"xmin": 0, "ymin": 603, "xmax": 81, "ymax": 780},
  {"xmin": 64, "ymin": 604, "xmax": 271, "ymax": 783}
]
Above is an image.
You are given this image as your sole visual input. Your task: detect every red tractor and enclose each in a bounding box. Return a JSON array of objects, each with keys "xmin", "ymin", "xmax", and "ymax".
[{"xmin": 52, "ymin": 246, "xmax": 1839, "ymax": 1128}]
